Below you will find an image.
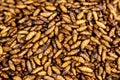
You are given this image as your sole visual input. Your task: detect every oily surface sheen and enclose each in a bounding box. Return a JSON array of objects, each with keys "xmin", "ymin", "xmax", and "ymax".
[{"xmin": 0, "ymin": 0, "xmax": 120, "ymax": 80}]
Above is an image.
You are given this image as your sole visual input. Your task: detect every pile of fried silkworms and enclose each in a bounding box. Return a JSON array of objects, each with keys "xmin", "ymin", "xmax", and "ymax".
[{"xmin": 0, "ymin": 0, "xmax": 120, "ymax": 80}]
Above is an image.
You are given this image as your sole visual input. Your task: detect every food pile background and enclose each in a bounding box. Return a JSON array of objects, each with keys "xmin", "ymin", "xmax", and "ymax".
[{"xmin": 0, "ymin": 0, "xmax": 120, "ymax": 80}]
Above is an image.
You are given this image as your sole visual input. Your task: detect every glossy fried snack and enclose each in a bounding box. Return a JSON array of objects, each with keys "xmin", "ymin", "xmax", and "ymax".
[{"xmin": 0, "ymin": 0, "xmax": 120, "ymax": 80}]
